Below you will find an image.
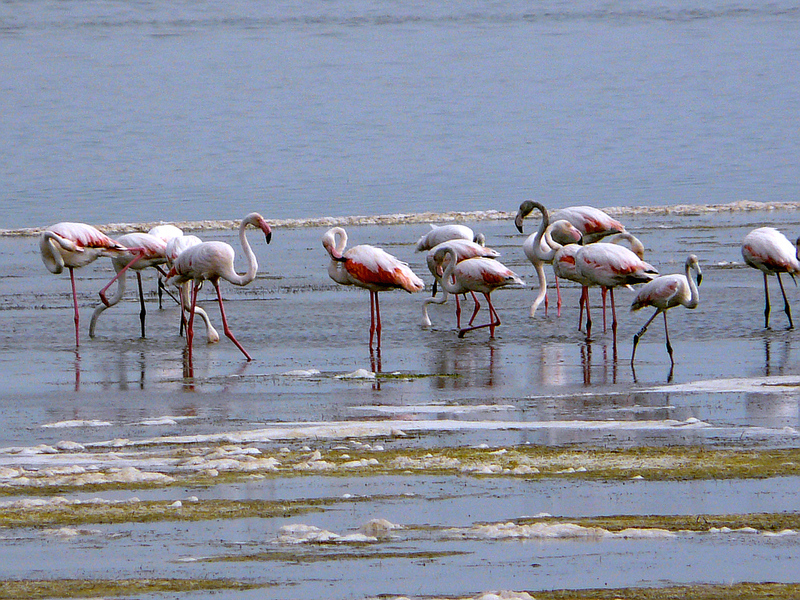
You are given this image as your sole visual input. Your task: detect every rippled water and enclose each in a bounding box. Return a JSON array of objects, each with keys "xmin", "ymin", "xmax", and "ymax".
[{"xmin": 2, "ymin": 0, "xmax": 800, "ymax": 228}]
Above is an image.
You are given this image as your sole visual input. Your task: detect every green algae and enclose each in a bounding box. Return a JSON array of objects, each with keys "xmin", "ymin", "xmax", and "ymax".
[
  {"xmin": 0, "ymin": 578, "xmax": 266, "ymax": 599},
  {"xmin": 534, "ymin": 583, "xmax": 800, "ymax": 600},
  {"xmin": 2, "ymin": 445, "xmax": 800, "ymax": 497}
]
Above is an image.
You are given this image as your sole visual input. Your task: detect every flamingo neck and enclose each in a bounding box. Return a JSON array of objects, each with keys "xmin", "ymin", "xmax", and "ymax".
[
  {"xmin": 228, "ymin": 217, "xmax": 259, "ymax": 286},
  {"xmin": 530, "ymin": 259, "xmax": 547, "ymax": 317},
  {"xmin": 438, "ymin": 249, "xmax": 461, "ymax": 294},
  {"xmin": 530, "ymin": 203, "xmax": 553, "ymax": 263},
  {"xmin": 685, "ymin": 261, "xmax": 700, "ymax": 309}
]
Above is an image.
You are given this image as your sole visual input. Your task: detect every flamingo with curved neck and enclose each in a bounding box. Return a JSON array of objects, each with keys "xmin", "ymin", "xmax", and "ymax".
[
  {"xmin": 167, "ymin": 212, "xmax": 272, "ymax": 362},
  {"xmin": 631, "ymin": 254, "xmax": 702, "ymax": 369}
]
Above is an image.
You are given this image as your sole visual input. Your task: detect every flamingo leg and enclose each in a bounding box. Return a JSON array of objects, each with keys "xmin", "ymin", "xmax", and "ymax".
[
  {"xmin": 69, "ymin": 266, "xmax": 80, "ymax": 347},
  {"xmin": 631, "ymin": 308, "xmax": 661, "ymax": 366},
  {"xmin": 99, "ymin": 251, "xmax": 144, "ymax": 306},
  {"xmin": 214, "ymin": 280, "xmax": 252, "ymax": 361},
  {"xmin": 369, "ymin": 291, "xmax": 376, "ymax": 350},
  {"xmin": 601, "ymin": 287, "xmax": 608, "ymax": 332},
  {"xmin": 663, "ymin": 310, "xmax": 674, "ymax": 366},
  {"xmin": 776, "ymin": 272, "xmax": 793, "ymax": 329},
  {"xmin": 187, "ymin": 280, "xmax": 199, "ymax": 364},
  {"xmin": 468, "ymin": 292, "xmax": 481, "ymax": 326},
  {"xmin": 133, "ymin": 272, "xmax": 146, "ymax": 338},
  {"xmin": 544, "ymin": 287, "xmax": 548, "ymax": 316},
  {"xmin": 374, "ymin": 291, "xmax": 382, "ymax": 349},
  {"xmin": 763, "ymin": 272, "xmax": 771, "ymax": 328},
  {"xmin": 610, "ymin": 287, "xmax": 618, "ymax": 344},
  {"xmin": 555, "ymin": 275, "xmax": 562, "ymax": 317},
  {"xmin": 578, "ymin": 286, "xmax": 587, "ymax": 330},
  {"xmin": 458, "ymin": 293, "xmax": 500, "ymax": 338},
  {"xmin": 585, "ymin": 291, "xmax": 593, "ymax": 340},
  {"xmin": 455, "ymin": 293, "xmax": 462, "ymax": 328}
]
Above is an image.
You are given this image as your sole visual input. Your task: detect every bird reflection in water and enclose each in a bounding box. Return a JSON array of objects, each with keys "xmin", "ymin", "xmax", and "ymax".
[
  {"xmin": 433, "ymin": 341, "xmax": 498, "ymax": 390},
  {"xmin": 182, "ymin": 346, "xmax": 195, "ymax": 389},
  {"xmin": 73, "ymin": 348, "xmax": 81, "ymax": 392},
  {"xmin": 764, "ymin": 334, "xmax": 791, "ymax": 377},
  {"xmin": 370, "ymin": 348, "xmax": 382, "ymax": 391},
  {"xmin": 581, "ymin": 338, "xmax": 618, "ymax": 386}
]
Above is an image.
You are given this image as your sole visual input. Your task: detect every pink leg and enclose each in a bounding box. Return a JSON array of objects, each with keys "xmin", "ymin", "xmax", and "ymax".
[
  {"xmin": 374, "ymin": 291, "xmax": 382, "ymax": 349},
  {"xmin": 601, "ymin": 287, "xmax": 608, "ymax": 332},
  {"xmin": 610, "ymin": 287, "xmax": 618, "ymax": 345},
  {"xmin": 369, "ymin": 291, "xmax": 376, "ymax": 350},
  {"xmin": 99, "ymin": 251, "xmax": 144, "ymax": 306},
  {"xmin": 556, "ymin": 276, "xmax": 562, "ymax": 317},
  {"xmin": 187, "ymin": 280, "xmax": 199, "ymax": 364},
  {"xmin": 468, "ymin": 292, "xmax": 481, "ymax": 326},
  {"xmin": 578, "ymin": 286, "xmax": 587, "ymax": 331},
  {"xmin": 455, "ymin": 293, "xmax": 462, "ymax": 329},
  {"xmin": 214, "ymin": 280, "xmax": 252, "ymax": 361},
  {"xmin": 585, "ymin": 290, "xmax": 593, "ymax": 340},
  {"xmin": 544, "ymin": 288, "xmax": 548, "ymax": 316},
  {"xmin": 69, "ymin": 267, "xmax": 80, "ymax": 347},
  {"xmin": 458, "ymin": 293, "xmax": 501, "ymax": 338}
]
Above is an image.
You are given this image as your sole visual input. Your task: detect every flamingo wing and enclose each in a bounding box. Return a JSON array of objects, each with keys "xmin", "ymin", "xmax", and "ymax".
[{"xmin": 345, "ymin": 245, "xmax": 424, "ymax": 292}]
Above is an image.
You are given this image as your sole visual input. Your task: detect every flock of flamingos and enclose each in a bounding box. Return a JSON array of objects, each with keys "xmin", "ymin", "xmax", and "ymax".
[{"xmin": 38, "ymin": 202, "xmax": 800, "ymax": 368}]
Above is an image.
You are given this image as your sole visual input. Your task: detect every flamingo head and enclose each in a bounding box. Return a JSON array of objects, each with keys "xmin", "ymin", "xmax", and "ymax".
[
  {"xmin": 243, "ymin": 213, "xmax": 272, "ymax": 243},
  {"xmin": 514, "ymin": 200, "xmax": 547, "ymax": 233},
  {"xmin": 550, "ymin": 220, "xmax": 583, "ymax": 246}
]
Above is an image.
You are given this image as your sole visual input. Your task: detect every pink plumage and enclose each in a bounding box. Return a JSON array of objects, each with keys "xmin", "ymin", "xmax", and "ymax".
[{"xmin": 742, "ymin": 227, "xmax": 800, "ymax": 328}]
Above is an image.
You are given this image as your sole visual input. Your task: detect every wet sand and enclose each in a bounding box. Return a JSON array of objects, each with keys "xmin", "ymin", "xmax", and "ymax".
[{"xmin": 1, "ymin": 206, "xmax": 800, "ymax": 598}]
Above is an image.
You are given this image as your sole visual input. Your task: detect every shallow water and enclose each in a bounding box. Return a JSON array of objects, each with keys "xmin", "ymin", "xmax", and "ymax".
[{"xmin": 2, "ymin": 208, "xmax": 800, "ymax": 598}]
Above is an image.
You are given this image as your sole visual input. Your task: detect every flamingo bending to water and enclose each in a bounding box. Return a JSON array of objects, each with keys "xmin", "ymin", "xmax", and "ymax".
[
  {"xmin": 167, "ymin": 212, "xmax": 272, "ymax": 361},
  {"xmin": 432, "ymin": 244, "xmax": 524, "ymax": 338},
  {"xmin": 89, "ymin": 232, "xmax": 168, "ymax": 338},
  {"xmin": 422, "ymin": 239, "xmax": 500, "ymax": 328},
  {"xmin": 631, "ymin": 254, "xmax": 702, "ymax": 367},
  {"xmin": 742, "ymin": 227, "xmax": 800, "ymax": 329},
  {"xmin": 415, "ymin": 224, "xmax": 485, "ymax": 252},
  {"xmin": 323, "ymin": 227, "xmax": 424, "ymax": 349},
  {"xmin": 39, "ymin": 222, "xmax": 133, "ymax": 346}
]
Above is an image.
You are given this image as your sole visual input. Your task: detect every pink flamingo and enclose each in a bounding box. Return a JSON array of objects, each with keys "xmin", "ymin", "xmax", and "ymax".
[
  {"xmin": 432, "ymin": 244, "xmax": 525, "ymax": 338},
  {"xmin": 422, "ymin": 239, "xmax": 500, "ymax": 328},
  {"xmin": 39, "ymin": 222, "xmax": 133, "ymax": 346},
  {"xmin": 89, "ymin": 232, "xmax": 168, "ymax": 338},
  {"xmin": 323, "ymin": 227, "xmax": 424, "ymax": 349},
  {"xmin": 742, "ymin": 227, "xmax": 800, "ymax": 329},
  {"xmin": 148, "ymin": 224, "xmax": 184, "ymax": 307},
  {"xmin": 415, "ymin": 224, "xmax": 484, "ymax": 252},
  {"xmin": 514, "ymin": 201, "xmax": 582, "ymax": 317},
  {"xmin": 575, "ymin": 240, "xmax": 658, "ymax": 341},
  {"xmin": 167, "ymin": 213, "xmax": 272, "ymax": 362},
  {"xmin": 631, "ymin": 254, "xmax": 702, "ymax": 367}
]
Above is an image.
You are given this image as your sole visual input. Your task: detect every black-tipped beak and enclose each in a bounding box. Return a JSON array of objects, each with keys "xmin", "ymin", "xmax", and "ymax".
[
  {"xmin": 432, "ymin": 280, "xmax": 438, "ymax": 297},
  {"xmin": 697, "ymin": 272, "xmax": 703, "ymax": 286},
  {"xmin": 265, "ymin": 231, "xmax": 272, "ymax": 244},
  {"xmin": 514, "ymin": 217, "xmax": 524, "ymax": 234}
]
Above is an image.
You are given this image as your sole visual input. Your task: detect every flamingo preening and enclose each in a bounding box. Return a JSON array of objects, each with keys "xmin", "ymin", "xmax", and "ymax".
[
  {"xmin": 422, "ymin": 239, "xmax": 500, "ymax": 328},
  {"xmin": 167, "ymin": 212, "xmax": 272, "ymax": 362},
  {"xmin": 39, "ymin": 222, "xmax": 134, "ymax": 346},
  {"xmin": 323, "ymin": 227, "xmax": 424, "ymax": 350},
  {"xmin": 631, "ymin": 254, "xmax": 702, "ymax": 367},
  {"xmin": 432, "ymin": 244, "xmax": 524, "ymax": 338},
  {"xmin": 742, "ymin": 227, "xmax": 800, "ymax": 329}
]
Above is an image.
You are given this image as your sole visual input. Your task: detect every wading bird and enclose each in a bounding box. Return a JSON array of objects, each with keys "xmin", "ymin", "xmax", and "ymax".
[
  {"xmin": 39, "ymin": 222, "xmax": 133, "ymax": 346},
  {"xmin": 323, "ymin": 227, "xmax": 424, "ymax": 350},
  {"xmin": 422, "ymin": 239, "xmax": 500, "ymax": 328},
  {"xmin": 147, "ymin": 224, "xmax": 184, "ymax": 307},
  {"xmin": 631, "ymin": 254, "xmax": 702, "ymax": 367},
  {"xmin": 89, "ymin": 232, "xmax": 168, "ymax": 338},
  {"xmin": 167, "ymin": 212, "xmax": 272, "ymax": 362},
  {"xmin": 575, "ymin": 240, "xmax": 658, "ymax": 341},
  {"xmin": 432, "ymin": 244, "xmax": 524, "ymax": 338},
  {"xmin": 415, "ymin": 224, "xmax": 485, "ymax": 252},
  {"xmin": 742, "ymin": 227, "xmax": 800, "ymax": 329}
]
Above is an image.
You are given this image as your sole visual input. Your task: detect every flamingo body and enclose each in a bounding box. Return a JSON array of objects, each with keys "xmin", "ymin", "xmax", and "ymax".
[
  {"xmin": 323, "ymin": 227, "xmax": 423, "ymax": 349},
  {"xmin": 147, "ymin": 224, "xmax": 184, "ymax": 244},
  {"xmin": 551, "ymin": 205, "xmax": 625, "ymax": 244},
  {"xmin": 89, "ymin": 232, "xmax": 169, "ymax": 339},
  {"xmin": 433, "ymin": 245, "xmax": 524, "ymax": 338},
  {"xmin": 631, "ymin": 254, "xmax": 702, "ymax": 367},
  {"xmin": 742, "ymin": 227, "xmax": 800, "ymax": 329},
  {"xmin": 39, "ymin": 222, "xmax": 128, "ymax": 346},
  {"xmin": 415, "ymin": 224, "xmax": 478, "ymax": 252},
  {"xmin": 167, "ymin": 212, "xmax": 272, "ymax": 361}
]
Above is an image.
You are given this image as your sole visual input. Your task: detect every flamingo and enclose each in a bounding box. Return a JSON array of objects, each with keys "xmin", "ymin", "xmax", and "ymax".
[
  {"xmin": 742, "ymin": 227, "xmax": 800, "ymax": 329},
  {"xmin": 89, "ymin": 232, "xmax": 168, "ymax": 339},
  {"xmin": 631, "ymin": 254, "xmax": 702, "ymax": 367},
  {"xmin": 575, "ymin": 240, "xmax": 658, "ymax": 341},
  {"xmin": 322, "ymin": 227, "xmax": 424, "ymax": 349},
  {"xmin": 148, "ymin": 224, "xmax": 184, "ymax": 307},
  {"xmin": 167, "ymin": 212, "xmax": 272, "ymax": 362},
  {"xmin": 432, "ymin": 244, "xmax": 524, "ymax": 338},
  {"xmin": 422, "ymin": 239, "xmax": 500, "ymax": 328},
  {"xmin": 514, "ymin": 201, "xmax": 582, "ymax": 317},
  {"xmin": 165, "ymin": 234, "xmax": 220, "ymax": 344},
  {"xmin": 39, "ymin": 222, "xmax": 133, "ymax": 346},
  {"xmin": 415, "ymin": 224, "xmax": 484, "ymax": 252}
]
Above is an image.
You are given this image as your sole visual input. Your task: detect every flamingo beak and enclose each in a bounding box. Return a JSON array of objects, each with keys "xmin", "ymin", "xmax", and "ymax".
[
  {"xmin": 697, "ymin": 272, "xmax": 703, "ymax": 286},
  {"xmin": 514, "ymin": 214, "xmax": 525, "ymax": 234},
  {"xmin": 261, "ymin": 223, "xmax": 272, "ymax": 244}
]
